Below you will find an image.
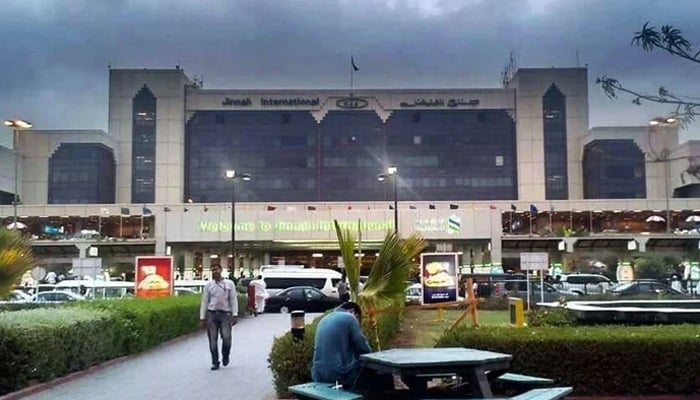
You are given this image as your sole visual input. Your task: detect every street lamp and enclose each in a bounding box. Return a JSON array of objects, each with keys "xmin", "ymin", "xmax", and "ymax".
[
  {"xmin": 378, "ymin": 165, "xmax": 398, "ymax": 235},
  {"xmin": 3, "ymin": 119, "xmax": 32, "ymax": 230},
  {"xmin": 225, "ymin": 169, "xmax": 252, "ymax": 277},
  {"xmin": 647, "ymin": 117, "xmax": 678, "ymax": 233}
]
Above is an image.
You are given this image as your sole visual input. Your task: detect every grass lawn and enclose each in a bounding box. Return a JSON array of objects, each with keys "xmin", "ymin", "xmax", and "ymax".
[{"xmin": 393, "ymin": 308, "xmax": 510, "ymax": 348}]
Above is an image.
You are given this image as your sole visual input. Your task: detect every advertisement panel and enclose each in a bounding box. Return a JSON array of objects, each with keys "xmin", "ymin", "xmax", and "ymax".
[
  {"xmin": 135, "ymin": 256, "xmax": 174, "ymax": 298},
  {"xmin": 420, "ymin": 252, "xmax": 459, "ymax": 304}
]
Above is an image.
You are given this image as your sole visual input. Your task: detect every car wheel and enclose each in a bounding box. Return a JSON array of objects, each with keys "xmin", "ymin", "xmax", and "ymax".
[{"xmin": 280, "ymin": 306, "xmax": 290, "ymax": 314}]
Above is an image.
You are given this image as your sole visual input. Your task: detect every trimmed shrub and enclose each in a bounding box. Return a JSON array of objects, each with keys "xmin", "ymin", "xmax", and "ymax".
[
  {"xmin": 435, "ymin": 324, "xmax": 700, "ymax": 395},
  {"xmin": 0, "ymin": 293, "xmax": 248, "ymax": 396},
  {"xmin": 0, "ymin": 308, "xmax": 116, "ymax": 394},
  {"xmin": 526, "ymin": 307, "xmax": 576, "ymax": 327},
  {"xmin": 268, "ymin": 305, "xmax": 404, "ymax": 398}
]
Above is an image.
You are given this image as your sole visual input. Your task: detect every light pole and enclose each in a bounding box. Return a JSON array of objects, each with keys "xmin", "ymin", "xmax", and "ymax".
[
  {"xmin": 3, "ymin": 119, "xmax": 32, "ymax": 230},
  {"xmin": 378, "ymin": 165, "xmax": 398, "ymax": 235},
  {"xmin": 648, "ymin": 116, "xmax": 678, "ymax": 233},
  {"xmin": 225, "ymin": 169, "xmax": 252, "ymax": 277}
]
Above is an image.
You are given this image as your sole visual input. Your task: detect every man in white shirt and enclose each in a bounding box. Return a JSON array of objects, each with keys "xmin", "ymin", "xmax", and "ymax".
[
  {"xmin": 200, "ymin": 264, "xmax": 238, "ymax": 370},
  {"xmin": 250, "ymin": 275, "xmax": 268, "ymax": 316}
]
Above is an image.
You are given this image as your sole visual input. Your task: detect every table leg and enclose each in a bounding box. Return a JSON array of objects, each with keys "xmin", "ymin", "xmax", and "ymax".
[{"xmin": 466, "ymin": 366, "xmax": 493, "ymax": 398}]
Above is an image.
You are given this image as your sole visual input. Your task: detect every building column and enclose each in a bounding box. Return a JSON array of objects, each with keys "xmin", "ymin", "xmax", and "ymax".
[
  {"xmin": 633, "ymin": 236, "xmax": 650, "ymax": 253},
  {"xmin": 202, "ymin": 251, "xmax": 211, "ymax": 279},
  {"xmin": 563, "ymin": 238, "xmax": 578, "ymax": 253},
  {"xmin": 183, "ymin": 251, "xmax": 194, "ymax": 279}
]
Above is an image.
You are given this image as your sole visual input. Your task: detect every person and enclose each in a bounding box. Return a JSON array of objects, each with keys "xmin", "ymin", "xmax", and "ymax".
[
  {"xmin": 199, "ymin": 264, "xmax": 238, "ymax": 370},
  {"xmin": 311, "ymin": 302, "xmax": 372, "ymax": 388},
  {"xmin": 247, "ymin": 279, "xmax": 256, "ymax": 316},
  {"xmin": 250, "ymin": 275, "xmax": 268, "ymax": 316},
  {"xmin": 337, "ymin": 272, "xmax": 350, "ymax": 303}
]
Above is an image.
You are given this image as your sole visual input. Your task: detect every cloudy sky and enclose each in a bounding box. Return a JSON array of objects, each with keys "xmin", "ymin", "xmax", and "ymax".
[{"xmin": 1, "ymin": 0, "xmax": 699, "ymax": 146}]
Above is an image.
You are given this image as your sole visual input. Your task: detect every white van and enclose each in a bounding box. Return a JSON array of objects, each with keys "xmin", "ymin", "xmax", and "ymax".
[{"xmin": 262, "ymin": 268, "xmax": 343, "ymax": 298}]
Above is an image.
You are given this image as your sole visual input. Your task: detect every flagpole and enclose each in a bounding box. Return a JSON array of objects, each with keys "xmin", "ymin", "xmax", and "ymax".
[
  {"xmin": 120, "ymin": 214, "xmax": 123, "ymax": 238},
  {"xmin": 350, "ymin": 55, "xmax": 354, "ymax": 90}
]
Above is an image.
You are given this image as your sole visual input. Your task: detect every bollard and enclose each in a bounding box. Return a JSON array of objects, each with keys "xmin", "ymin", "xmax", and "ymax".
[{"xmin": 291, "ymin": 310, "xmax": 305, "ymax": 341}]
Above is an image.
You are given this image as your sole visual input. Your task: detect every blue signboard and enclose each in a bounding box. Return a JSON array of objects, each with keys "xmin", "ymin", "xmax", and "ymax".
[{"xmin": 420, "ymin": 252, "xmax": 459, "ymax": 304}]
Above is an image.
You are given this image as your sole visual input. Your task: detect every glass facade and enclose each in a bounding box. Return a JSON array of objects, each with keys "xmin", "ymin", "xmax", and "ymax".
[
  {"xmin": 185, "ymin": 111, "xmax": 317, "ymax": 202},
  {"xmin": 48, "ymin": 143, "xmax": 116, "ymax": 204},
  {"xmin": 385, "ymin": 110, "xmax": 517, "ymax": 201},
  {"xmin": 184, "ymin": 109, "xmax": 517, "ymax": 202},
  {"xmin": 583, "ymin": 139, "xmax": 646, "ymax": 199},
  {"xmin": 132, "ymin": 86, "xmax": 156, "ymax": 203},
  {"xmin": 543, "ymin": 84, "xmax": 569, "ymax": 200}
]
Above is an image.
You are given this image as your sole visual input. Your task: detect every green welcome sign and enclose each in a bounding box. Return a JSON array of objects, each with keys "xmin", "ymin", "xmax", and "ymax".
[{"xmin": 198, "ymin": 220, "xmax": 394, "ymax": 233}]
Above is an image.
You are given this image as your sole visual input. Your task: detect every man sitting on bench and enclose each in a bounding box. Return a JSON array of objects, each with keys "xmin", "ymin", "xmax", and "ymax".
[{"xmin": 311, "ymin": 302, "xmax": 372, "ymax": 388}]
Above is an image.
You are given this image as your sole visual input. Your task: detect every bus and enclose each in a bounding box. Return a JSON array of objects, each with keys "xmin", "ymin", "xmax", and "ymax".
[{"xmin": 261, "ymin": 268, "xmax": 343, "ymax": 298}]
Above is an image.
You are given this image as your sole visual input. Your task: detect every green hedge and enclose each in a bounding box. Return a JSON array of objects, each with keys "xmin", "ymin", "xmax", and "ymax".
[
  {"xmin": 268, "ymin": 304, "xmax": 404, "ymax": 398},
  {"xmin": 435, "ymin": 324, "xmax": 700, "ymax": 395},
  {"xmin": 0, "ymin": 294, "xmax": 248, "ymax": 396},
  {"xmin": 0, "ymin": 308, "xmax": 117, "ymax": 394}
]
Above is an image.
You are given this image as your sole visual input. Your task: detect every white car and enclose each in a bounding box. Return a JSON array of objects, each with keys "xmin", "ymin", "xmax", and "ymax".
[
  {"xmin": 555, "ymin": 274, "xmax": 615, "ymax": 295},
  {"xmin": 0, "ymin": 290, "xmax": 32, "ymax": 304},
  {"xmin": 32, "ymin": 291, "xmax": 86, "ymax": 303}
]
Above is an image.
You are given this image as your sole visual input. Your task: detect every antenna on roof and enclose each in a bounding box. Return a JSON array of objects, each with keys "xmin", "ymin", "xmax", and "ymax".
[{"xmin": 500, "ymin": 51, "xmax": 517, "ymax": 88}]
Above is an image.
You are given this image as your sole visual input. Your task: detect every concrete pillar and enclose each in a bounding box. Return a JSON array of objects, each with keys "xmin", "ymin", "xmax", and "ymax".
[
  {"xmin": 202, "ymin": 251, "xmax": 211, "ymax": 279},
  {"xmin": 184, "ymin": 251, "xmax": 194, "ymax": 278},
  {"xmin": 263, "ymin": 252, "xmax": 271, "ymax": 266},
  {"xmin": 75, "ymin": 243, "xmax": 90, "ymax": 259},
  {"xmin": 563, "ymin": 238, "xmax": 578, "ymax": 253},
  {"xmin": 633, "ymin": 236, "xmax": 650, "ymax": 253}
]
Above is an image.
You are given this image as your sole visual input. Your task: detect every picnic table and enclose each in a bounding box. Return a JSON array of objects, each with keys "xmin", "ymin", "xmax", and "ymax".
[{"xmin": 353, "ymin": 347, "xmax": 513, "ymax": 399}]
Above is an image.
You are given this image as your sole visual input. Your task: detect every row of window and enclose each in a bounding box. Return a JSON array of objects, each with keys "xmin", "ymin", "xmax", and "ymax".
[{"xmin": 132, "ymin": 86, "xmax": 157, "ymax": 203}]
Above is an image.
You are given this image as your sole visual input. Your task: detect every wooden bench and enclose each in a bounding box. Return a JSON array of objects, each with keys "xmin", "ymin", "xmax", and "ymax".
[
  {"xmin": 420, "ymin": 386, "xmax": 573, "ymax": 400},
  {"xmin": 289, "ymin": 382, "xmax": 364, "ymax": 400}
]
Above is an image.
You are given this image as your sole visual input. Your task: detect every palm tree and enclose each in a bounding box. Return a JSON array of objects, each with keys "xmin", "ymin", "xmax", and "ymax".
[
  {"xmin": 334, "ymin": 220, "xmax": 426, "ymax": 349},
  {"xmin": 0, "ymin": 228, "xmax": 34, "ymax": 296}
]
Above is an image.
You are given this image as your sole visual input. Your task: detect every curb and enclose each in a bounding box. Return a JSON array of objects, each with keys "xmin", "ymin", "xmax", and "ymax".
[{"xmin": 0, "ymin": 327, "xmax": 209, "ymax": 400}]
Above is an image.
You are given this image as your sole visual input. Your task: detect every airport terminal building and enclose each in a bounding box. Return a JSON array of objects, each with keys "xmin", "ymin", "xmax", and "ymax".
[{"xmin": 2, "ymin": 66, "xmax": 700, "ymax": 277}]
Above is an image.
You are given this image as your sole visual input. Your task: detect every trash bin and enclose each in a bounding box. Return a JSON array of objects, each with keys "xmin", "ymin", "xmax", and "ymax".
[{"xmin": 291, "ymin": 310, "xmax": 305, "ymax": 341}]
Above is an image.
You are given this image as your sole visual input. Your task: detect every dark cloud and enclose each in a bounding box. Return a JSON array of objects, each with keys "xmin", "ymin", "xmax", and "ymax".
[{"xmin": 1, "ymin": 0, "xmax": 699, "ymax": 140}]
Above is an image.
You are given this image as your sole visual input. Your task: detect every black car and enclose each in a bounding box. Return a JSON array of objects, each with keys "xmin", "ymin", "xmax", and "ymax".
[
  {"xmin": 264, "ymin": 286, "xmax": 341, "ymax": 313},
  {"xmin": 611, "ymin": 281, "xmax": 687, "ymax": 297}
]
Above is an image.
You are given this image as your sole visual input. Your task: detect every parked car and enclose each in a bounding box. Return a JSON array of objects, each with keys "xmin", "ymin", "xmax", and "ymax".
[
  {"xmin": 174, "ymin": 287, "xmax": 199, "ymax": 296},
  {"xmin": 554, "ymin": 273, "xmax": 615, "ymax": 295},
  {"xmin": 506, "ymin": 281, "xmax": 580, "ymax": 303},
  {"xmin": 405, "ymin": 283, "xmax": 422, "ymax": 305},
  {"xmin": 31, "ymin": 290, "xmax": 85, "ymax": 303},
  {"xmin": 611, "ymin": 281, "xmax": 687, "ymax": 297},
  {"xmin": 0, "ymin": 290, "xmax": 32, "ymax": 304},
  {"xmin": 264, "ymin": 286, "xmax": 341, "ymax": 313}
]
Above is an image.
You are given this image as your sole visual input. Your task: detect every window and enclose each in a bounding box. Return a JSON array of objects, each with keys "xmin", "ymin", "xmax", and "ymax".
[
  {"xmin": 48, "ymin": 143, "xmax": 116, "ymax": 204},
  {"xmin": 583, "ymin": 139, "xmax": 646, "ymax": 199},
  {"xmin": 543, "ymin": 84, "xmax": 568, "ymax": 200},
  {"xmin": 132, "ymin": 86, "xmax": 156, "ymax": 203}
]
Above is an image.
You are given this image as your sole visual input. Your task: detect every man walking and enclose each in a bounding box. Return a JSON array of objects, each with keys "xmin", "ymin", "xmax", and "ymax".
[
  {"xmin": 250, "ymin": 275, "xmax": 268, "ymax": 316},
  {"xmin": 200, "ymin": 264, "xmax": 238, "ymax": 370}
]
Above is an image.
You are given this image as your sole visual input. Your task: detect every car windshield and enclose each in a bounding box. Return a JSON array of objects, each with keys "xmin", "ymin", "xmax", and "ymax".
[{"xmin": 613, "ymin": 283, "xmax": 635, "ymax": 292}]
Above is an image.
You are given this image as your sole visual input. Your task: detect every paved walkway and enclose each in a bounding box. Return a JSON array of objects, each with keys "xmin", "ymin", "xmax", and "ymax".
[{"xmin": 20, "ymin": 313, "xmax": 317, "ymax": 400}]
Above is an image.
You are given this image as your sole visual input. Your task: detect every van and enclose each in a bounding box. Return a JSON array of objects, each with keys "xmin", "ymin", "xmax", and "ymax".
[
  {"xmin": 262, "ymin": 268, "xmax": 343, "ymax": 298},
  {"xmin": 554, "ymin": 273, "xmax": 614, "ymax": 295}
]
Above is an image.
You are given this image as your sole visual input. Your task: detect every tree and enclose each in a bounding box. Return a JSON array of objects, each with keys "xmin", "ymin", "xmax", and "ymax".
[
  {"xmin": 597, "ymin": 22, "xmax": 699, "ymax": 126},
  {"xmin": 334, "ymin": 220, "xmax": 427, "ymax": 348},
  {"xmin": 0, "ymin": 228, "xmax": 35, "ymax": 296}
]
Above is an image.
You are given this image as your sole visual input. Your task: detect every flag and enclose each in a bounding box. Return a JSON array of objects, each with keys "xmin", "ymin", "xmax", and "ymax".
[
  {"xmin": 164, "ymin": 207, "xmax": 171, "ymax": 212},
  {"xmin": 450, "ymin": 204, "xmax": 459, "ymax": 210},
  {"xmin": 267, "ymin": 205, "xmax": 276, "ymax": 211},
  {"xmin": 286, "ymin": 206, "xmax": 297, "ymax": 211},
  {"xmin": 429, "ymin": 204, "xmax": 436, "ymax": 210},
  {"xmin": 307, "ymin": 206, "xmax": 316, "ymax": 211},
  {"xmin": 409, "ymin": 205, "xmax": 417, "ymax": 210},
  {"xmin": 203, "ymin": 206, "xmax": 209, "ymax": 212},
  {"xmin": 347, "ymin": 205, "xmax": 352, "ymax": 210},
  {"xmin": 351, "ymin": 56, "xmax": 359, "ymax": 71},
  {"xmin": 489, "ymin": 204, "xmax": 498, "ymax": 210},
  {"xmin": 100, "ymin": 208, "xmax": 110, "ymax": 216},
  {"xmin": 510, "ymin": 204, "xmax": 517, "ymax": 211},
  {"xmin": 550, "ymin": 204, "xmax": 555, "ymax": 213},
  {"xmin": 120, "ymin": 207, "xmax": 130, "ymax": 216},
  {"xmin": 184, "ymin": 208, "xmax": 189, "ymax": 212},
  {"xmin": 530, "ymin": 204, "xmax": 538, "ymax": 215},
  {"xmin": 389, "ymin": 204, "xmax": 395, "ymax": 210},
  {"xmin": 142, "ymin": 207, "xmax": 152, "ymax": 215}
]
